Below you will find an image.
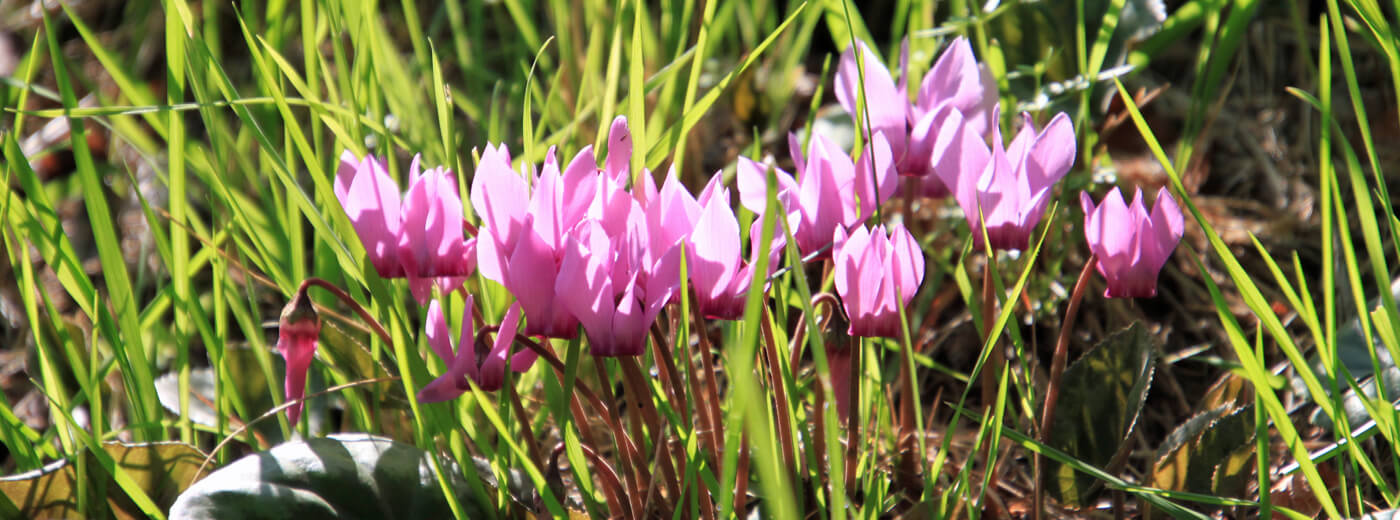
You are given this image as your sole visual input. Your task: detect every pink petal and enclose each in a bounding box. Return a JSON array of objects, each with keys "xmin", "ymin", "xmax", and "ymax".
[
  {"xmin": 788, "ymin": 132, "xmax": 806, "ymax": 174},
  {"xmin": 889, "ymin": 223, "xmax": 924, "ymax": 307},
  {"xmin": 606, "ymin": 116, "xmax": 632, "ymax": 182},
  {"xmin": 853, "ymin": 131, "xmax": 897, "ymax": 223},
  {"xmin": 479, "ymin": 303, "xmax": 527, "ymax": 391},
  {"xmin": 340, "ymin": 153, "xmax": 403, "ymax": 277},
  {"xmin": 1024, "ymin": 112, "xmax": 1077, "ymax": 191},
  {"xmin": 334, "ymin": 149, "xmax": 358, "ymax": 202},
  {"xmin": 470, "ymin": 145, "xmax": 529, "ymax": 250},
  {"xmin": 556, "ymin": 223, "xmax": 615, "ymax": 345},
  {"xmin": 562, "ymin": 146, "xmax": 601, "ymax": 227},
  {"xmin": 508, "ymin": 225, "xmax": 575, "ymax": 338},
  {"xmin": 690, "ymin": 188, "xmax": 740, "ymax": 303},
  {"xmin": 835, "ymin": 41, "xmax": 907, "ymax": 159},
  {"xmin": 736, "ymin": 156, "xmax": 797, "ymax": 215},
  {"xmin": 930, "ymin": 109, "xmax": 990, "ymax": 218},
  {"xmin": 400, "ymin": 164, "xmax": 469, "ymax": 278}
]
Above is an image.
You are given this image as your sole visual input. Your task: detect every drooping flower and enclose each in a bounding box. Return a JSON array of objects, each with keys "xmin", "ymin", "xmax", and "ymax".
[
  {"xmin": 934, "ymin": 109, "xmax": 1075, "ymax": 252},
  {"xmin": 1080, "ymin": 187, "xmax": 1184, "ymax": 298},
  {"xmin": 736, "ymin": 131, "xmax": 895, "ymax": 258},
  {"xmin": 276, "ymin": 289, "xmax": 320, "ymax": 426},
  {"xmin": 418, "ymin": 298, "xmax": 538, "ymax": 402},
  {"xmin": 832, "ymin": 223, "xmax": 924, "ymax": 338},
  {"xmin": 334, "ymin": 150, "xmax": 476, "ymax": 302},
  {"xmin": 835, "ymin": 37, "xmax": 998, "ymax": 198}
]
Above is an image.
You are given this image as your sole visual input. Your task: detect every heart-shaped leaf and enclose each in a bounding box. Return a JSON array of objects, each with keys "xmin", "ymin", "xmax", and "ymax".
[
  {"xmin": 1043, "ymin": 322, "xmax": 1155, "ymax": 506},
  {"xmin": 1152, "ymin": 404, "xmax": 1255, "ymax": 497},
  {"xmin": 169, "ymin": 433, "xmax": 493, "ymax": 519},
  {"xmin": 0, "ymin": 441, "xmax": 207, "ymax": 519}
]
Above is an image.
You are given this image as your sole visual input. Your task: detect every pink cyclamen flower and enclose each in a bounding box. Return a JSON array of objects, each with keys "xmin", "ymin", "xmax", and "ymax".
[
  {"xmin": 557, "ymin": 218, "xmax": 680, "ymax": 357},
  {"xmin": 688, "ymin": 176, "xmax": 775, "ymax": 320},
  {"xmin": 833, "ymin": 223, "xmax": 924, "ymax": 338},
  {"xmin": 736, "ymin": 131, "xmax": 895, "ymax": 258},
  {"xmin": 835, "ymin": 37, "xmax": 997, "ymax": 198},
  {"xmin": 276, "ymin": 289, "xmax": 320, "ymax": 426},
  {"xmin": 418, "ymin": 298, "xmax": 539, "ymax": 402},
  {"xmin": 472, "ymin": 145, "xmax": 596, "ymax": 338},
  {"xmin": 334, "ymin": 150, "xmax": 476, "ymax": 302},
  {"xmin": 934, "ymin": 109, "xmax": 1076, "ymax": 252},
  {"xmin": 1080, "ymin": 187, "xmax": 1184, "ymax": 298}
]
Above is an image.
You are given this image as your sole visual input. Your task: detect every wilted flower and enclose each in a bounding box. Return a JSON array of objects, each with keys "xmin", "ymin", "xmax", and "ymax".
[
  {"xmin": 832, "ymin": 223, "xmax": 925, "ymax": 338},
  {"xmin": 736, "ymin": 132, "xmax": 895, "ymax": 257},
  {"xmin": 334, "ymin": 150, "xmax": 475, "ymax": 302},
  {"xmin": 835, "ymin": 38, "xmax": 998, "ymax": 198},
  {"xmin": 418, "ymin": 298, "xmax": 538, "ymax": 402},
  {"xmin": 934, "ymin": 109, "xmax": 1075, "ymax": 252},
  {"xmin": 276, "ymin": 289, "xmax": 320, "ymax": 426},
  {"xmin": 1080, "ymin": 187, "xmax": 1184, "ymax": 298}
]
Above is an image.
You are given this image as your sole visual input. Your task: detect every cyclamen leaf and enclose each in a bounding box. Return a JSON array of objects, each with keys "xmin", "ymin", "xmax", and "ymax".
[{"xmin": 1043, "ymin": 322, "xmax": 1155, "ymax": 506}]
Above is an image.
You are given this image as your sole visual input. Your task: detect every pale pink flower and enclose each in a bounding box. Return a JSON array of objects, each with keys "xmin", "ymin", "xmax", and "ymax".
[
  {"xmin": 832, "ymin": 223, "xmax": 924, "ymax": 338},
  {"xmin": 736, "ymin": 132, "xmax": 895, "ymax": 258},
  {"xmin": 835, "ymin": 38, "xmax": 998, "ymax": 198},
  {"xmin": 334, "ymin": 150, "xmax": 476, "ymax": 302},
  {"xmin": 1080, "ymin": 187, "xmax": 1184, "ymax": 298},
  {"xmin": 934, "ymin": 109, "xmax": 1075, "ymax": 252}
]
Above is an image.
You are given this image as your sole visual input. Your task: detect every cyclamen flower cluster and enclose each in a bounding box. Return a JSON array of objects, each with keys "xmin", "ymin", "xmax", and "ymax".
[{"xmin": 295, "ymin": 38, "xmax": 1187, "ymax": 415}]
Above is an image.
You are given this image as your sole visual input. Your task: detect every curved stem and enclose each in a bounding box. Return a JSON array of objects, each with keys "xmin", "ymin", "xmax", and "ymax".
[
  {"xmin": 551, "ymin": 443, "xmax": 628, "ymax": 519},
  {"xmin": 298, "ymin": 277, "xmax": 392, "ymax": 346},
  {"xmin": 1034, "ymin": 255, "xmax": 1097, "ymax": 520}
]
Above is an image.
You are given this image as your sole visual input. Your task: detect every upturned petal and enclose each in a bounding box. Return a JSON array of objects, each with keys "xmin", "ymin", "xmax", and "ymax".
[
  {"xmin": 478, "ymin": 303, "xmax": 532, "ymax": 391},
  {"xmin": 605, "ymin": 116, "xmax": 633, "ymax": 182},
  {"xmin": 835, "ymin": 40, "xmax": 907, "ymax": 160},
  {"xmin": 336, "ymin": 152, "xmax": 403, "ymax": 277}
]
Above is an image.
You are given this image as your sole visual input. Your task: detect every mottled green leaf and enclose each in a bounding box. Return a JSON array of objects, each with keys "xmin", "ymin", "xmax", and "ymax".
[{"xmin": 1044, "ymin": 322, "xmax": 1155, "ymax": 506}]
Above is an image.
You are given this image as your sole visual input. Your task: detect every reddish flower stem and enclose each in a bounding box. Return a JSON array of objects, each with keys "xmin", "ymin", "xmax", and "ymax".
[
  {"xmin": 759, "ymin": 306, "xmax": 799, "ymax": 476},
  {"xmin": 552, "ymin": 443, "xmax": 628, "ymax": 519},
  {"xmin": 1034, "ymin": 255, "xmax": 1097, "ymax": 520},
  {"xmin": 689, "ymin": 289, "xmax": 727, "ymax": 471},
  {"xmin": 591, "ymin": 361, "xmax": 647, "ymax": 518},
  {"xmin": 298, "ymin": 277, "xmax": 392, "ymax": 346}
]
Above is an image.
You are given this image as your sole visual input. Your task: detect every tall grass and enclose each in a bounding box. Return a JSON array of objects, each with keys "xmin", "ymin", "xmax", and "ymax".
[{"xmin": 3, "ymin": 0, "xmax": 1400, "ymax": 518}]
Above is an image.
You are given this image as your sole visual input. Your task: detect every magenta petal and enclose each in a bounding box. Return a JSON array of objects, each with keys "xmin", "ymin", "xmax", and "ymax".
[
  {"xmin": 690, "ymin": 188, "xmax": 740, "ymax": 303},
  {"xmin": 835, "ymin": 41, "xmax": 907, "ymax": 159},
  {"xmin": 788, "ymin": 132, "xmax": 806, "ymax": 174},
  {"xmin": 557, "ymin": 224, "xmax": 615, "ymax": 346},
  {"xmin": 853, "ymin": 131, "xmax": 897, "ymax": 222},
  {"xmin": 470, "ymin": 144, "xmax": 529, "ymax": 250},
  {"xmin": 339, "ymin": 153, "xmax": 403, "ymax": 277},
  {"xmin": 334, "ymin": 149, "xmax": 358, "ymax": 202},
  {"xmin": 889, "ymin": 223, "xmax": 924, "ymax": 307},
  {"xmin": 606, "ymin": 116, "xmax": 633, "ymax": 181},
  {"xmin": 479, "ymin": 303, "xmax": 526, "ymax": 391},
  {"xmin": 277, "ymin": 313, "xmax": 319, "ymax": 425},
  {"xmin": 562, "ymin": 146, "xmax": 601, "ymax": 226},
  {"xmin": 424, "ymin": 300, "xmax": 456, "ymax": 363},
  {"xmin": 510, "ymin": 228, "xmax": 576, "ymax": 339}
]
